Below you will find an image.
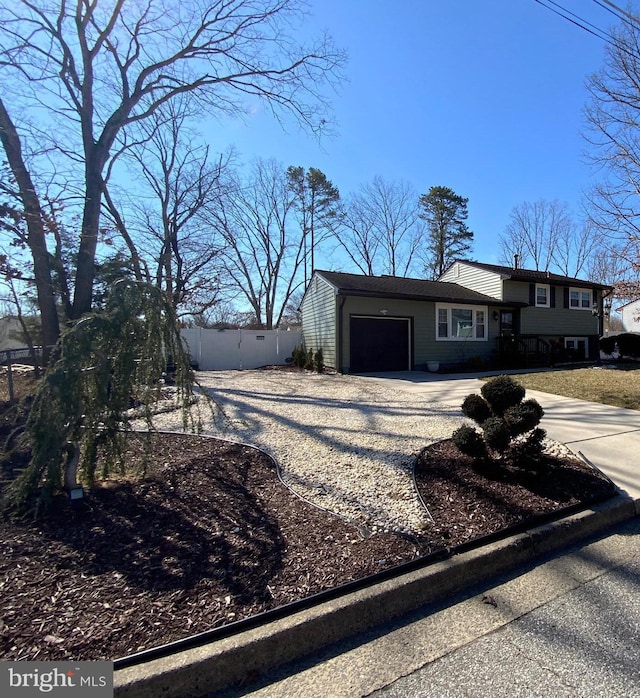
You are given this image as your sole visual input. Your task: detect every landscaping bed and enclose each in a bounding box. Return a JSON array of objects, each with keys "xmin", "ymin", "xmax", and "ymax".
[{"xmin": 0, "ymin": 430, "xmax": 615, "ymax": 663}]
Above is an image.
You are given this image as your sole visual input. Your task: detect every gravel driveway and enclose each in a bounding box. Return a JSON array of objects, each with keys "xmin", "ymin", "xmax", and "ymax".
[{"xmin": 150, "ymin": 370, "xmax": 465, "ymax": 534}]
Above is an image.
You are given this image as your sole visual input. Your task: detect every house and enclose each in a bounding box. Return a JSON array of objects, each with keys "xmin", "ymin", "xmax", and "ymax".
[
  {"xmin": 0, "ymin": 316, "xmax": 29, "ymax": 352},
  {"xmin": 300, "ymin": 262, "xmax": 612, "ymax": 373},
  {"xmin": 619, "ymin": 298, "xmax": 640, "ymax": 332}
]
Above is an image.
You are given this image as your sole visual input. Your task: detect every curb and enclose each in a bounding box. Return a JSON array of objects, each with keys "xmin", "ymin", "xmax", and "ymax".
[{"xmin": 114, "ymin": 494, "xmax": 638, "ymax": 697}]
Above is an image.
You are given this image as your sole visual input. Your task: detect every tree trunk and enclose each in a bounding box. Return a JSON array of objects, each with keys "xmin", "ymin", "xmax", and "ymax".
[
  {"xmin": 72, "ymin": 165, "xmax": 104, "ymax": 319},
  {"xmin": 0, "ymin": 99, "xmax": 61, "ymax": 350}
]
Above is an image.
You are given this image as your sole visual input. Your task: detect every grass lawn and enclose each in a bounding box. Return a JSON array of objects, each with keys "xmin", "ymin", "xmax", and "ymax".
[{"xmin": 492, "ymin": 364, "xmax": 640, "ymax": 411}]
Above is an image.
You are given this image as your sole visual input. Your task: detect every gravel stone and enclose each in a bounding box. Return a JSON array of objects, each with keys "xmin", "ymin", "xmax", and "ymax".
[
  {"xmin": 141, "ymin": 370, "xmax": 578, "ymax": 535},
  {"xmin": 141, "ymin": 370, "xmax": 464, "ymax": 534}
]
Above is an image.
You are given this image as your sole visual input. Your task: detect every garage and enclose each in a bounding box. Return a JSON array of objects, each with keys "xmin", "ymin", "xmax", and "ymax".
[{"xmin": 349, "ymin": 316, "xmax": 411, "ymax": 372}]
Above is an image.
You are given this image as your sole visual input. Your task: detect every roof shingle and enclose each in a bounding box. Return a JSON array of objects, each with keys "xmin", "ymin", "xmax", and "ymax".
[{"xmin": 315, "ymin": 270, "xmax": 523, "ymax": 306}]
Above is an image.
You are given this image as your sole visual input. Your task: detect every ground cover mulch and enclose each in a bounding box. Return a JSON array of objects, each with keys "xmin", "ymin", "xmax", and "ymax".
[{"xmin": 0, "ymin": 428, "xmax": 615, "ymax": 664}]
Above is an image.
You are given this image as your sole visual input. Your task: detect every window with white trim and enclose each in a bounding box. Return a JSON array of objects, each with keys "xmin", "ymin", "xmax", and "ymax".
[
  {"xmin": 569, "ymin": 288, "xmax": 591, "ymax": 310},
  {"xmin": 436, "ymin": 304, "xmax": 488, "ymax": 341},
  {"xmin": 564, "ymin": 337, "xmax": 588, "ymax": 359},
  {"xmin": 535, "ymin": 284, "xmax": 550, "ymax": 307}
]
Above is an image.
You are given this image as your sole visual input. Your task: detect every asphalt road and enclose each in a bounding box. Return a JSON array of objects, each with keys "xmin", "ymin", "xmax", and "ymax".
[
  {"xmin": 372, "ymin": 529, "xmax": 640, "ymax": 697},
  {"xmin": 240, "ymin": 517, "xmax": 640, "ymax": 698}
]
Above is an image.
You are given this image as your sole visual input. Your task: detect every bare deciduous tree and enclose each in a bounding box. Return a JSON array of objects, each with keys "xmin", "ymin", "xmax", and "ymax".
[
  {"xmin": 124, "ymin": 100, "xmax": 229, "ymax": 321},
  {"xmin": 334, "ymin": 177, "xmax": 424, "ymax": 277},
  {"xmin": 0, "ymin": 0, "xmax": 346, "ymax": 329},
  {"xmin": 584, "ymin": 15, "xmax": 640, "ymax": 277},
  {"xmin": 209, "ymin": 158, "xmax": 305, "ymax": 329},
  {"xmin": 499, "ymin": 200, "xmax": 570, "ymax": 272}
]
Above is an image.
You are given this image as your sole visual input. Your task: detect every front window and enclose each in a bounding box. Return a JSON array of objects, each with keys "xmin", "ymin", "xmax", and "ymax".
[
  {"xmin": 437, "ymin": 308, "xmax": 448, "ymax": 338},
  {"xmin": 436, "ymin": 304, "xmax": 488, "ymax": 341},
  {"xmin": 570, "ymin": 288, "xmax": 591, "ymax": 310},
  {"xmin": 536, "ymin": 284, "xmax": 549, "ymax": 307}
]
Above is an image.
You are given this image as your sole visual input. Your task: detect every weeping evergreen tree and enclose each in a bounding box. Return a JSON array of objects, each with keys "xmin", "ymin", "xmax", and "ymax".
[{"xmin": 4, "ymin": 279, "xmax": 197, "ymax": 515}]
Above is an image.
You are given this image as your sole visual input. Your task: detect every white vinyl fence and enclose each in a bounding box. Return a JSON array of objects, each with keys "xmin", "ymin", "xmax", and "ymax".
[{"xmin": 180, "ymin": 328, "xmax": 302, "ymax": 371}]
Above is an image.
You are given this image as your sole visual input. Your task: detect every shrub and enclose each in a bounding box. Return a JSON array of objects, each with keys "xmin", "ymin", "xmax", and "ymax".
[
  {"xmin": 461, "ymin": 393, "xmax": 492, "ymax": 425},
  {"xmin": 616, "ymin": 333, "xmax": 640, "ymax": 358},
  {"xmin": 291, "ymin": 345, "xmax": 306, "ymax": 369},
  {"xmin": 512, "ymin": 427, "xmax": 547, "ymax": 468},
  {"xmin": 314, "ymin": 347, "xmax": 324, "ymax": 373},
  {"xmin": 453, "ymin": 376, "xmax": 545, "ymax": 467},
  {"xmin": 304, "ymin": 348, "xmax": 314, "ymax": 370},
  {"xmin": 466, "ymin": 355, "xmax": 487, "ymax": 371},
  {"xmin": 481, "ymin": 416, "xmax": 512, "ymax": 453},
  {"xmin": 504, "ymin": 398, "xmax": 544, "ymax": 436},
  {"xmin": 599, "ymin": 335, "xmax": 617, "ymax": 355},
  {"xmin": 452, "ymin": 425, "xmax": 487, "ymax": 459},
  {"xmin": 480, "ymin": 375, "xmax": 525, "ymax": 415}
]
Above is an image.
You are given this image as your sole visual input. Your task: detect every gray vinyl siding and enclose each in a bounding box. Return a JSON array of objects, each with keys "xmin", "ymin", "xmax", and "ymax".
[
  {"xmin": 440, "ymin": 262, "xmax": 504, "ymax": 300},
  {"xmin": 507, "ymin": 281, "xmax": 600, "ymax": 335},
  {"xmin": 521, "ymin": 307, "xmax": 600, "ymax": 335},
  {"xmin": 340, "ymin": 296, "xmax": 500, "ymax": 372},
  {"xmin": 502, "ymin": 280, "xmax": 529, "ymax": 303},
  {"xmin": 301, "ymin": 275, "xmax": 337, "ymax": 368}
]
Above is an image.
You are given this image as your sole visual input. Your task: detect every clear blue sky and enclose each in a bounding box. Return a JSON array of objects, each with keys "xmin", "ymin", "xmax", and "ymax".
[{"xmin": 210, "ymin": 0, "xmax": 620, "ymax": 270}]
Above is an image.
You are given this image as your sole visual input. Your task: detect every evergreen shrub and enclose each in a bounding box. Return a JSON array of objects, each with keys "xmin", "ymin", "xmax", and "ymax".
[
  {"xmin": 314, "ymin": 347, "xmax": 324, "ymax": 373},
  {"xmin": 455, "ymin": 375, "xmax": 546, "ymax": 468},
  {"xmin": 616, "ymin": 333, "xmax": 640, "ymax": 358},
  {"xmin": 480, "ymin": 375, "xmax": 525, "ymax": 415},
  {"xmin": 452, "ymin": 424, "xmax": 487, "ymax": 460},
  {"xmin": 305, "ymin": 348, "xmax": 314, "ymax": 370}
]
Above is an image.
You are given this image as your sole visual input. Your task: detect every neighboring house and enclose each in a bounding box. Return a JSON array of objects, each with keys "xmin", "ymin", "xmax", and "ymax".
[
  {"xmin": 0, "ymin": 316, "xmax": 29, "ymax": 352},
  {"xmin": 300, "ymin": 262, "xmax": 612, "ymax": 373},
  {"xmin": 619, "ymin": 298, "xmax": 640, "ymax": 332}
]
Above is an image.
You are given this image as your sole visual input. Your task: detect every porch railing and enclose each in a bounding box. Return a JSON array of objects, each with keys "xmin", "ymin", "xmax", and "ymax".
[{"xmin": 497, "ymin": 336, "xmax": 551, "ymax": 367}]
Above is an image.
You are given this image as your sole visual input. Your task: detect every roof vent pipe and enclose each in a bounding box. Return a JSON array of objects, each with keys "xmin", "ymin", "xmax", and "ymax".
[{"xmin": 513, "ymin": 254, "xmax": 519, "ymax": 269}]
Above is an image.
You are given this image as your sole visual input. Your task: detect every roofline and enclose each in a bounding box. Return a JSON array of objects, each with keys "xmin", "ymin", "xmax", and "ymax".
[
  {"xmin": 313, "ymin": 270, "xmax": 525, "ymax": 307},
  {"xmin": 453, "ymin": 260, "xmax": 614, "ymax": 290}
]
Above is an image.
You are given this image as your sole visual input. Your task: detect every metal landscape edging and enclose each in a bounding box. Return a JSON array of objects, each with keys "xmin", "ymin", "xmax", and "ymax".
[
  {"xmin": 113, "ymin": 432, "xmax": 632, "ymax": 697},
  {"xmin": 114, "ymin": 493, "xmax": 637, "ymax": 698},
  {"xmin": 115, "ymin": 433, "xmax": 618, "ymax": 672}
]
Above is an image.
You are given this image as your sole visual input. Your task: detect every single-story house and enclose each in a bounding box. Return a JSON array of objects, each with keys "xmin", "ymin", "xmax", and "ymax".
[
  {"xmin": 300, "ymin": 261, "xmax": 613, "ymax": 373},
  {"xmin": 618, "ymin": 298, "xmax": 640, "ymax": 332}
]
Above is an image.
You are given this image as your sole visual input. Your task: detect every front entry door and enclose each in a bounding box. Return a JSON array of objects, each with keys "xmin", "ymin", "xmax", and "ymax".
[{"xmin": 500, "ymin": 310, "xmax": 514, "ymax": 336}]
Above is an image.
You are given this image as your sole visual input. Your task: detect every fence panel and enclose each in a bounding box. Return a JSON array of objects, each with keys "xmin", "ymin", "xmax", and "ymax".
[{"xmin": 180, "ymin": 328, "xmax": 301, "ymax": 371}]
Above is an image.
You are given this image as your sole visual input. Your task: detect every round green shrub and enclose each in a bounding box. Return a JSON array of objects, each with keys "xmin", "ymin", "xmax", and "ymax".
[
  {"xmin": 482, "ymin": 416, "xmax": 512, "ymax": 453},
  {"xmin": 452, "ymin": 425, "xmax": 487, "ymax": 459},
  {"xmin": 504, "ymin": 398, "xmax": 544, "ymax": 436},
  {"xmin": 480, "ymin": 375, "xmax": 526, "ymax": 415},
  {"xmin": 512, "ymin": 427, "xmax": 547, "ymax": 469},
  {"xmin": 616, "ymin": 333, "xmax": 640, "ymax": 358},
  {"xmin": 599, "ymin": 336, "xmax": 617, "ymax": 355},
  {"xmin": 461, "ymin": 394, "xmax": 492, "ymax": 425}
]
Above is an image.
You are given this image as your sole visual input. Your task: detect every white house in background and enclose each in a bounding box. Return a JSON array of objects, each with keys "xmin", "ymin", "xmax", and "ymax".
[
  {"xmin": 619, "ymin": 299, "xmax": 640, "ymax": 332},
  {"xmin": 0, "ymin": 316, "xmax": 27, "ymax": 352}
]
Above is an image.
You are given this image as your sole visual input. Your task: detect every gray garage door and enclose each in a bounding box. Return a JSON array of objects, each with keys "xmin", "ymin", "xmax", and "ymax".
[{"xmin": 350, "ymin": 316, "xmax": 411, "ymax": 372}]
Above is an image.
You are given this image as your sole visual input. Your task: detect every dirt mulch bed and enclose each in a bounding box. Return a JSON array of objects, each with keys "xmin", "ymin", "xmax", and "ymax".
[
  {"xmin": 0, "ymin": 432, "xmax": 614, "ymax": 663},
  {"xmin": 414, "ymin": 440, "xmax": 615, "ymax": 547}
]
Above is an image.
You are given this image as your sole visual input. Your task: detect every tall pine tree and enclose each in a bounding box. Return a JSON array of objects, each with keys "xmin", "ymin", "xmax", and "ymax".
[
  {"xmin": 287, "ymin": 167, "xmax": 340, "ymax": 285},
  {"xmin": 419, "ymin": 186, "xmax": 473, "ymax": 279}
]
